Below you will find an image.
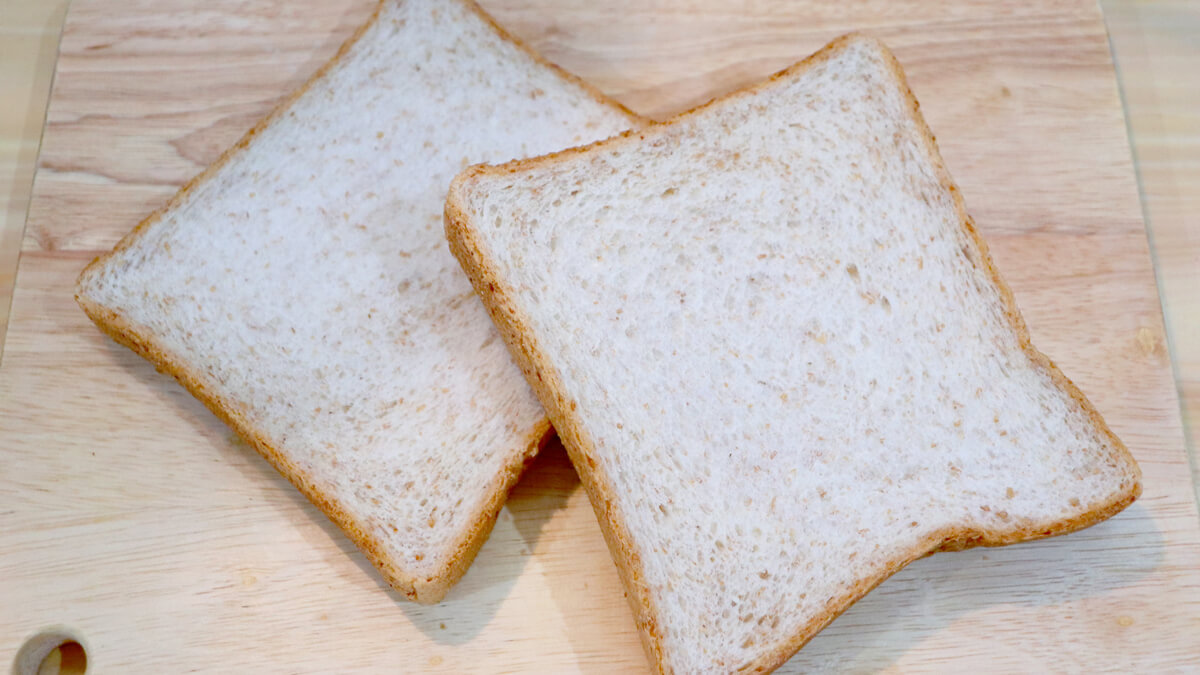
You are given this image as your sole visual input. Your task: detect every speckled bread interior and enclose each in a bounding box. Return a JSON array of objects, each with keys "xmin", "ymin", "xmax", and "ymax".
[
  {"xmin": 445, "ymin": 34, "xmax": 1141, "ymax": 671},
  {"xmin": 75, "ymin": 0, "xmax": 641, "ymax": 603}
]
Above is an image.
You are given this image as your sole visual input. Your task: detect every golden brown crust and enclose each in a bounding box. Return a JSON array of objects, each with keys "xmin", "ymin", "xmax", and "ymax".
[
  {"xmin": 74, "ymin": 0, "xmax": 637, "ymax": 604},
  {"xmin": 446, "ymin": 179, "xmax": 670, "ymax": 671},
  {"xmin": 458, "ymin": 0, "xmax": 643, "ymax": 125},
  {"xmin": 80, "ymin": 288, "xmax": 556, "ymax": 603},
  {"xmin": 76, "ymin": 0, "xmax": 385, "ymax": 286},
  {"xmin": 446, "ymin": 32, "xmax": 1141, "ymax": 672},
  {"xmin": 74, "ymin": 295, "xmax": 429, "ymax": 597}
]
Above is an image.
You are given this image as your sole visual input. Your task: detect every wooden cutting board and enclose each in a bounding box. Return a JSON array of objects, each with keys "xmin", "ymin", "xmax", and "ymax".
[{"xmin": 3, "ymin": 0, "xmax": 1199, "ymax": 671}]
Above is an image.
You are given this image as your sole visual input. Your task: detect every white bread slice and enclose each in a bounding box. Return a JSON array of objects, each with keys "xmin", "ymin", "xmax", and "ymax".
[
  {"xmin": 445, "ymin": 34, "xmax": 1142, "ymax": 672},
  {"xmin": 74, "ymin": 0, "xmax": 640, "ymax": 603}
]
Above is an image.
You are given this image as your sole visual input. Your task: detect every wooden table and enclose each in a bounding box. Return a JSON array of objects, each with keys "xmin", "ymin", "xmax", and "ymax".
[
  {"xmin": 1105, "ymin": 0, "xmax": 1200, "ymax": 484},
  {"xmin": 3, "ymin": 0, "xmax": 1199, "ymax": 672}
]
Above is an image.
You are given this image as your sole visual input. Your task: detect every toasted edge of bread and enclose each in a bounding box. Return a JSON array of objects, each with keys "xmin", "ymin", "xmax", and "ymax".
[
  {"xmin": 74, "ymin": 0, "xmax": 639, "ymax": 604},
  {"xmin": 445, "ymin": 33, "xmax": 1141, "ymax": 668}
]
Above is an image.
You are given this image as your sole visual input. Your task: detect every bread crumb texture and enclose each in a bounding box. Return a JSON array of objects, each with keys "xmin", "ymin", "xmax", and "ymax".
[
  {"xmin": 451, "ymin": 35, "xmax": 1140, "ymax": 671},
  {"xmin": 76, "ymin": 0, "xmax": 634, "ymax": 599}
]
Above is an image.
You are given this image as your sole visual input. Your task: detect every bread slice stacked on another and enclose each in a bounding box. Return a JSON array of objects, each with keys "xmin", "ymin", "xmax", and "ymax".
[
  {"xmin": 446, "ymin": 34, "xmax": 1141, "ymax": 672},
  {"xmin": 75, "ymin": 0, "xmax": 640, "ymax": 603}
]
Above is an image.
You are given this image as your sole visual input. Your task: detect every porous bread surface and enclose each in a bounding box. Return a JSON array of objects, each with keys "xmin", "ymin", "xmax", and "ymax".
[
  {"xmin": 446, "ymin": 35, "xmax": 1141, "ymax": 671},
  {"xmin": 75, "ymin": 0, "xmax": 638, "ymax": 602}
]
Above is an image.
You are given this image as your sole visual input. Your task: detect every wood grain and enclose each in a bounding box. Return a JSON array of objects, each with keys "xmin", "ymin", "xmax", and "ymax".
[
  {"xmin": 3, "ymin": 0, "xmax": 1199, "ymax": 672},
  {"xmin": 1104, "ymin": 0, "xmax": 1200, "ymax": 493},
  {"xmin": 0, "ymin": 0, "xmax": 70, "ymax": 361}
]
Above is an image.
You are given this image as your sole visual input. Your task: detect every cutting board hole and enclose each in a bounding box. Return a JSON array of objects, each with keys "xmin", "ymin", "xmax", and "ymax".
[{"xmin": 11, "ymin": 629, "xmax": 87, "ymax": 675}]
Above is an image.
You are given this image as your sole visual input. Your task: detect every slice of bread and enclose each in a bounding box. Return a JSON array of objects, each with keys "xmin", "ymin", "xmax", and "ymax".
[
  {"xmin": 75, "ymin": 0, "xmax": 641, "ymax": 603},
  {"xmin": 445, "ymin": 34, "xmax": 1141, "ymax": 671}
]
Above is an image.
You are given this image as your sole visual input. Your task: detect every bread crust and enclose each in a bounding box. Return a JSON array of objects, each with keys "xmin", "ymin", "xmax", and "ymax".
[
  {"xmin": 445, "ymin": 33, "xmax": 1141, "ymax": 671},
  {"xmin": 75, "ymin": 0, "xmax": 640, "ymax": 604}
]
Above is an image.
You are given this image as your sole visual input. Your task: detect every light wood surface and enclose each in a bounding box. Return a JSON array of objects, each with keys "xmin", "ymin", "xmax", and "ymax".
[
  {"xmin": 1105, "ymin": 0, "xmax": 1200, "ymax": 486},
  {"xmin": 3, "ymin": 0, "xmax": 1199, "ymax": 672},
  {"xmin": 0, "ymin": 0, "xmax": 69, "ymax": 360}
]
